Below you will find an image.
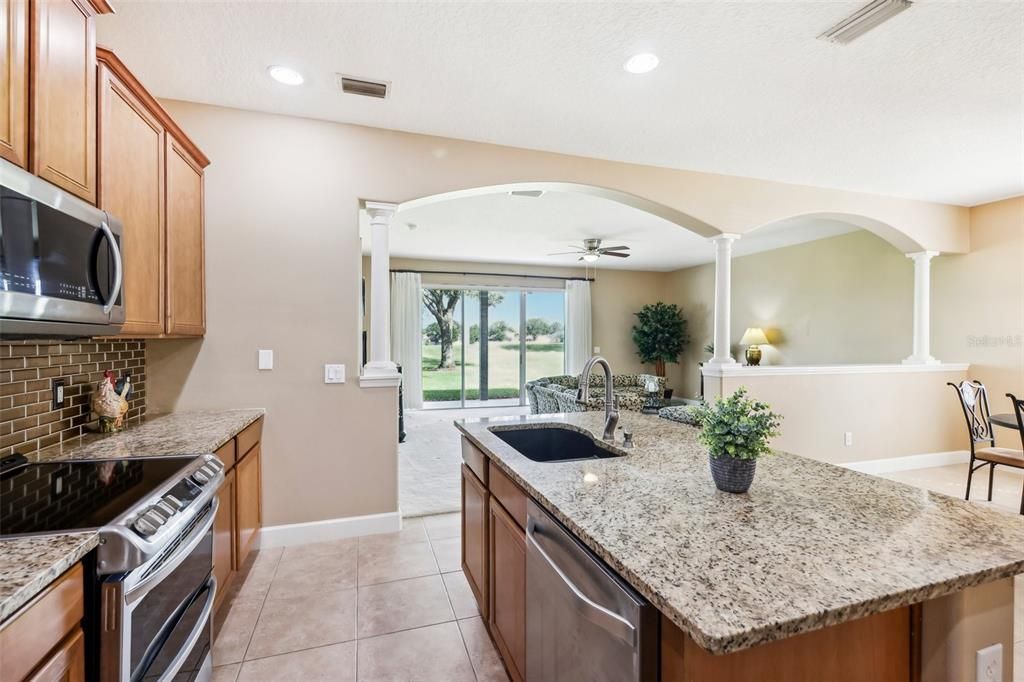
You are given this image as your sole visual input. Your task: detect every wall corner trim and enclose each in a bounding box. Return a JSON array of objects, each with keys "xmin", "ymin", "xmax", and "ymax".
[{"xmin": 256, "ymin": 510, "xmax": 403, "ymax": 549}]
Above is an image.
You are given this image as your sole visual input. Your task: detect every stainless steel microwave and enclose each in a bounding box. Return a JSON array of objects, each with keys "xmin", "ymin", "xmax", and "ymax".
[{"xmin": 0, "ymin": 160, "xmax": 124, "ymax": 338}]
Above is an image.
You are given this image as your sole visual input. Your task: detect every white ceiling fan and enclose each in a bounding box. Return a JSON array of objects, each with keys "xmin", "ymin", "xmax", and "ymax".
[{"xmin": 548, "ymin": 238, "xmax": 630, "ymax": 262}]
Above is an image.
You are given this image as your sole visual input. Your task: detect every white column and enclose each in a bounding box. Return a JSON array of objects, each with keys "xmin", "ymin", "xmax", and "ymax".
[
  {"xmin": 708, "ymin": 234, "xmax": 740, "ymax": 366},
  {"xmin": 903, "ymin": 250, "xmax": 940, "ymax": 365},
  {"xmin": 362, "ymin": 201, "xmax": 401, "ymax": 385}
]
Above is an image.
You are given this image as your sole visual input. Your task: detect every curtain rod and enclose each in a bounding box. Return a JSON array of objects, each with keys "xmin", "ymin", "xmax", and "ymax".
[{"xmin": 389, "ymin": 268, "xmax": 594, "ymax": 282}]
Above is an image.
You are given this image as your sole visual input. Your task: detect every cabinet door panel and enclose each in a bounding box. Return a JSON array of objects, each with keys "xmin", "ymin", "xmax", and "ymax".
[
  {"xmin": 461, "ymin": 464, "xmax": 488, "ymax": 620},
  {"xmin": 0, "ymin": 0, "xmax": 27, "ymax": 167},
  {"xmin": 213, "ymin": 469, "xmax": 236, "ymax": 611},
  {"xmin": 165, "ymin": 136, "xmax": 205, "ymax": 335},
  {"xmin": 30, "ymin": 0, "xmax": 96, "ymax": 203},
  {"xmin": 26, "ymin": 628, "xmax": 85, "ymax": 682},
  {"xmin": 98, "ymin": 63, "xmax": 165, "ymax": 335},
  {"xmin": 235, "ymin": 444, "xmax": 261, "ymax": 567},
  {"xmin": 489, "ymin": 497, "xmax": 526, "ymax": 682}
]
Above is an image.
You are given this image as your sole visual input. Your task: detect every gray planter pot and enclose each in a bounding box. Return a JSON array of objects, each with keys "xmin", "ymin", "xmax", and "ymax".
[{"xmin": 709, "ymin": 452, "xmax": 757, "ymax": 493}]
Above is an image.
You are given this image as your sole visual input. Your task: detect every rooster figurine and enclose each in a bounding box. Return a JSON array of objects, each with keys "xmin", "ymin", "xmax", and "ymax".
[{"xmin": 92, "ymin": 370, "xmax": 131, "ymax": 432}]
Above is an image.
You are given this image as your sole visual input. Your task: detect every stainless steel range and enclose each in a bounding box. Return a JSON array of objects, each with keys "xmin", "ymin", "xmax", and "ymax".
[{"xmin": 0, "ymin": 454, "xmax": 225, "ymax": 682}]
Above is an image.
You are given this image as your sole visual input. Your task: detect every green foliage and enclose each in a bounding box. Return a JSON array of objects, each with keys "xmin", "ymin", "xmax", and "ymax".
[
  {"xmin": 488, "ymin": 320, "xmax": 514, "ymax": 341},
  {"xmin": 632, "ymin": 302, "xmax": 690, "ymax": 365},
  {"xmin": 423, "ymin": 388, "xmax": 520, "ymax": 401},
  {"xmin": 423, "ymin": 321, "xmax": 460, "ymax": 344},
  {"xmin": 703, "ymin": 343, "xmax": 715, "ymax": 356},
  {"xmin": 469, "ymin": 323, "xmax": 480, "ymax": 344},
  {"xmin": 693, "ymin": 387, "xmax": 782, "ymax": 460}
]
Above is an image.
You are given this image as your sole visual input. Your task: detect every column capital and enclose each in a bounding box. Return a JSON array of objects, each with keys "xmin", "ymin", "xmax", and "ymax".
[
  {"xmin": 709, "ymin": 233, "xmax": 742, "ymax": 243},
  {"xmin": 364, "ymin": 201, "xmax": 399, "ymax": 221},
  {"xmin": 905, "ymin": 250, "xmax": 940, "ymax": 262}
]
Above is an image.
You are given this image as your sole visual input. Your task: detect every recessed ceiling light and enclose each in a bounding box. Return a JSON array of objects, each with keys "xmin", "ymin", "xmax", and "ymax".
[
  {"xmin": 624, "ymin": 53, "xmax": 659, "ymax": 74},
  {"xmin": 267, "ymin": 65, "xmax": 304, "ymax": 86}
]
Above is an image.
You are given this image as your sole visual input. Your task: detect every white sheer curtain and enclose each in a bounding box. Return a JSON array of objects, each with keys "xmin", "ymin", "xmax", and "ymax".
[
  {"xmin": 564, "ymin": 280, "xmax": 592, "ymax": 375},
  {"xmin": 390, "ymin": 273, "xmax": 423, "ymax": 409}
]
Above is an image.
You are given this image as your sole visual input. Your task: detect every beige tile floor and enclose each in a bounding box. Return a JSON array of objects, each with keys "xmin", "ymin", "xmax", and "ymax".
[
  {"xmin": 880, "ymin": 463, "xmax": 1024, "ymax": 681},
  {"xmin": 211, "ymin": 512, "xmax": 510, "ymax": 682}
]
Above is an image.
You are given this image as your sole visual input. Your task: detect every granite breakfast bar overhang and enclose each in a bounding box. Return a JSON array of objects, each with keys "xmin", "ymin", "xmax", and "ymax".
[{"xmin": 456, "ymin": 411, "xmax": 1024, "ymax": 677}]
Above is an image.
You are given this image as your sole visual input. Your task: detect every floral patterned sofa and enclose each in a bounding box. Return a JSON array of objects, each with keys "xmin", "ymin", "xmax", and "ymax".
[
  {"xmin": 657, "ymin": 404, "xmax": 701, "ymax": 426},
  {"xmin": 526, "ymin": 374, "xmax": 666, "ymax": 414}
]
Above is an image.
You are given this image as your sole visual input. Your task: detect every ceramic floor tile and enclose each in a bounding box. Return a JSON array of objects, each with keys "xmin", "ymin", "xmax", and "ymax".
[
  {"xmin": 356, "ymin": 622, "xmax": 476, "ymax": 681},
  {"xmin": 358, "ymin": 523, "xmax": 429, "ymax": 551},
  {"xmin": 267, "ymin": 548, "xmax": 358, "ymax": 599},
  {"xmin": 236, "ymin": 641, "xmax": 356, "ymax": 682},
  {"xmin": 357, "ymin": 540, "xmax": 439, "ymax": 586},
  {"xmin": 442, "ymin": 571, "xmax": 479, "ymax": 620},
  {"xmin": 228, "ymin": 547, "xmax": 283, "ymax": 600},
  {"xmin": 430, "ymin": 536, "xmax": 462, "ymax": 573},
  {"xmin": 211, "ymin": 664, "xmax": 240, "ymax": 682},
  {"xmin": 424, "ymin": 513, "xmax": 461, "ymax": 540},
  {"xmin": 246, "ymin": 589, "xmax": 357, "ymax": 660},
  {"xmin": 458, "ymin": 616, "xmax": 510, "ymax": 682},
  {"xmin": 212, "ymin": 596, "xmax": 264, "ymax": 665},
  {"xmin": 280, "ymin": 537, "xmax": 359, "ymax": 560},
  {"xmin": 357, "ymin": 574, "xmax": 455, "ymax": 638}
]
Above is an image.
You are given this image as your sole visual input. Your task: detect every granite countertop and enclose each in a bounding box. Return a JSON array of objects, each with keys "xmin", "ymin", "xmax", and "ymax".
[
  {"xmin": 29, "ymin": 409, "xmax": 265, "ymax": 463},
  {"xmin": 1, "ymin": 409, "xmax": 264, "ymax": 624},
  {"xmin": 0, "ymin": 533, "xmax": 99, "ymax": 622},
  {"xmin": 456, "ymin": 412, "xmax": 1024, "ymax": 655}
]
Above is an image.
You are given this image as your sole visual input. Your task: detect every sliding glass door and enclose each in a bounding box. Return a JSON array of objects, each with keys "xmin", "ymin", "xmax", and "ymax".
[{"xmin": 420, "ymin": 286, "xmax": 565, "ymax": 409}]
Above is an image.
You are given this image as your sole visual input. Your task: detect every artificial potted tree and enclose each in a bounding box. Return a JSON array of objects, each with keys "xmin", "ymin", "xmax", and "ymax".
[
  {"xmin": 693, "ymin": 387, "xmax": 782, "ymax": 493},
  {"xmin": 632, "ymin": 302, "xmax": 689, "ymax": 399}
]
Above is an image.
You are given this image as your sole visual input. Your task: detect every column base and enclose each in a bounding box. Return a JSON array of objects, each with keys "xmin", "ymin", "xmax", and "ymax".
[
  {"xmin": 706, "ymin": 356, "xmax": 739, "ymax": 367},
  {"xmin": 902, "ymin": 356, "xmax": 941, "ymax": 366},
  {"xmin": 360, "ymin": 361, "xmax": 401, "ymax": 388}
]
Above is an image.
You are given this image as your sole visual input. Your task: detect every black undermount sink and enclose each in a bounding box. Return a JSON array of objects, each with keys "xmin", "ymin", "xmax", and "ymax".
[{"xmin": 490, "ymin": 426, "xmax": 624, "ymax": 463}]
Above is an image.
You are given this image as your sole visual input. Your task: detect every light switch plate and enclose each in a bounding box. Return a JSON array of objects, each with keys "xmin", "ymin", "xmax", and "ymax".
[
  {"xmin": 258, "ymin": 350, "xmax": 273, "ymax": 371},
  {"xmin": 976, "ymin": 643, "xmax": 1001, "ymax": 682},
  {"xmin": 593, "ymin": 346, "xmax": 601, "ymax": 354},
  {"xmin": 324, "ymin": 364, "xmax": 345, "ymax": 384}
]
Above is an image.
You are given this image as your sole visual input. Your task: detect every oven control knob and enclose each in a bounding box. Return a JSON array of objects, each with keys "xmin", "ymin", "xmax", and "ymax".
[
  {"xmin": 206, "ymin": 459, "xmax": 223, "ymax": 473},
  {"xmin": 191, "ymin": 469, "xmax": 211, "ymax": 485},
  {"xmin": 162, "ymin": 495, "xmax": 184, "ymax": 511},
  {"xmin": 133, "ymin": 516, "xmax": 159, "ymax": 537}
]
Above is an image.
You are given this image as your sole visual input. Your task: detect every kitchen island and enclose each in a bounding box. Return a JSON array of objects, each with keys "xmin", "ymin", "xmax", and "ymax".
[{"xmin": 456, "ymin": 411, "xmax": 1024, "ymax": 681}]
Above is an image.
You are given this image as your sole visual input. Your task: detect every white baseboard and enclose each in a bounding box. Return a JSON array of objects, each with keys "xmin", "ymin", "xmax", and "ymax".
[
  {"xmin": 842, "ymin": 451, "xmax": 969, "ymax": 474},
  {"xmin": 256, "ymin": 510, "xmax": 403, "ymax": 549}
]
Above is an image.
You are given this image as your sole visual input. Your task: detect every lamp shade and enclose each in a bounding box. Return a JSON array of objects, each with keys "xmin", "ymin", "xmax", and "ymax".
[{"xmin": 740, "ymin": 327, "xmax": 769, "ymax": 346}]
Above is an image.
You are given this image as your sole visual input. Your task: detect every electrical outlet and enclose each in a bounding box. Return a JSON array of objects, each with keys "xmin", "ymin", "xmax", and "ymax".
[
  {"xmin": 976, "ymin": 643, "xmax": 1001, "ymax": 682},
  {"xmin": 52, "ymin": 379, "xmax": 65, "ymax": 409},
  {"xmin": 844, "ymin": 432, "xmax": 853, "ymax": 447},
  {"xmin": 593, "ymin": 346, "xmax": 601, "ymax": 354}
]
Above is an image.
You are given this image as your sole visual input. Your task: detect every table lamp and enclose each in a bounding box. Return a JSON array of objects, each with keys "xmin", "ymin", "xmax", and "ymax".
[{"xmin": 740, "ymin": 327, "xmax": 769, "ymax": 366}]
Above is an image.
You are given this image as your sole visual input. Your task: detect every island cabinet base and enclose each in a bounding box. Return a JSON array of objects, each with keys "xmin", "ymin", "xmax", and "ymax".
[{"xmin": 660, "ymin": 606, "xmax": 917, "ymax": 682}]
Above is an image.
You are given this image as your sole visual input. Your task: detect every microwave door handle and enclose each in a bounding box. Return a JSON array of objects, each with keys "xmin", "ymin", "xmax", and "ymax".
[{"xmin": 99, "ymin": 217, "xmax": 122, "ymax": 315}]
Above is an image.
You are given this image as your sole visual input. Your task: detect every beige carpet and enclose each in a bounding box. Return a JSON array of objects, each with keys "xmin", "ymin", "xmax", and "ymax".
[{"xmin": 399, "ymin": 406, "xmax": 529, "ymax": 517}]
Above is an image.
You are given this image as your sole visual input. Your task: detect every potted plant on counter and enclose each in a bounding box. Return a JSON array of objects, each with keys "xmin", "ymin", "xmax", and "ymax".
[{"xmin": 694, "ymin": 387, "xmax": 781, "ymax": 493}]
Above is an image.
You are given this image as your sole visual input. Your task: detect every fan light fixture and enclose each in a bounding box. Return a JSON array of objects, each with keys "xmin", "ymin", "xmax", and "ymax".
[
  {"xmin": 268, "ymin": 65, "xmax": 304, "ymax": 85},
  {"xmin": 817, "ymin": 0, "xmax": 912, "ymax": 44},
  {"xmin": 624, "ymin": 53, "xmax": 659, "ymax": 74},
  {"xmin": 581, "ymin": 253, "xmax": 600, "ymax": 263}
]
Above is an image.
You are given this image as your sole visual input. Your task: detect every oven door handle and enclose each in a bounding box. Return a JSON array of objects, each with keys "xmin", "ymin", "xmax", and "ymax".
[
  {"xmin": 99, "ymin": 216, "xmax": 123, "ymax": 315},
  {"xmin": 158, "ymin": 575, "xmax": 216, "ymax": 682},
  {"xmin": 125, "ymin": 500, "xmax": 217, "ymax": 606}
]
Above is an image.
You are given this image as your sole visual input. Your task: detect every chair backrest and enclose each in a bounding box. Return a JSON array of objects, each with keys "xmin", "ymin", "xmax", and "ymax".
[
  {"xmin": 948, "ymin": 380, "xmax": 995, "ymax": 446},
  {"xmin": 1008, "ymin": 393, "xmax": 1024, "ymax": 449}
]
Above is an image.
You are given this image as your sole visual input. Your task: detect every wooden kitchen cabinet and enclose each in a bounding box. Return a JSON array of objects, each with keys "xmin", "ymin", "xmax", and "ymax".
[
  {"xmin": 30, "ymin": 0, "xmax": 98, "ymax": 203},
  {"xmin": 212, "ymin": 467, "xmax": 236, "ymax": 611},
  {"xmin": 165, "ymin": 135, "xmax": 206, "ymax": 336},
  {"xmin": 97, "ymin": 51, "xmax": 166, "ymax": 335},
  {"xmin": 1, "ymin": 0, "xmax": 28, "ymax": 167},
  {"xmin": 461, "ymin": 464, "xmax": 489, "ymax": 620},
  {"xmin": 235, "ymin": 442, "xmax": 262, "ymax": 568},
  {"xmin": 25, "ymin": 628, "xmax": 84, "ymax": 682},
  {"xmin": 489, "ymin": 497, "xmax": 526, "ymax": 682}
]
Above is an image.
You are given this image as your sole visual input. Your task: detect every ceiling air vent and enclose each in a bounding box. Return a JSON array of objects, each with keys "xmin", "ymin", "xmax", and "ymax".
[{"xmin": 337, "ymin": 74, "xmax": 390, "ymax": 99}]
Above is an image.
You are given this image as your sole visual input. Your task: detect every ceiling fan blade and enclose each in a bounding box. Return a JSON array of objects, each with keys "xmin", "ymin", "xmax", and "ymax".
[
  {"xmin": 548, "ymin": 251, "xmax": 581, "ymax": 256},
  {"xmin": 598, "ymin": 245, "xmax": 630, "ymax": 252},
  {"xmin": 602, "ymin": 251, "xmax": 630, "ymax": 258}
]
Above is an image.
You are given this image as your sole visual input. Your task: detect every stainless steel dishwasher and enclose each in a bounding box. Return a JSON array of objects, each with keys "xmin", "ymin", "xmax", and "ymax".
[{"xmin": 526, "ymin": 500, "xmax": 657, "ymax": 681}]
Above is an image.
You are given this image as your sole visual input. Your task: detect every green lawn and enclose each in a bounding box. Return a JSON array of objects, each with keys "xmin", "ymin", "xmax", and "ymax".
[{"xmin": 421, "ymin": 341, "xmax": 564, "ymax": 402}]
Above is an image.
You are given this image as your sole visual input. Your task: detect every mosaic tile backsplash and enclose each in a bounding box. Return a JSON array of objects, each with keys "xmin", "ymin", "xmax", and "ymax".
[{"xmin": 0, "ymin": 340, "xmax": 146, "ymax": 458}]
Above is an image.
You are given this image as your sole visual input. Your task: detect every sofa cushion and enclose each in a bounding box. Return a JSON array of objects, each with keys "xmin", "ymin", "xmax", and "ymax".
[{"xmin": 658, "ymin": 405, "xmax": 701, "ymax": 427}]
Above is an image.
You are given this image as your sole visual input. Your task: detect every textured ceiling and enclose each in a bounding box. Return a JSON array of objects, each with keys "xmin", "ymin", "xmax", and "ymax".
[
  {"xmin": 361, "ymin": 191, "xmax": 858, "ymax": 271},
  {"xmin": 97, "ymin": 1, "xmax": 1024, "ymax": 206}
]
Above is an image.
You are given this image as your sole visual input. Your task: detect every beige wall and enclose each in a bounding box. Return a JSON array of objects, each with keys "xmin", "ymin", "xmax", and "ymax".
[
  {"xmin": 933, "ymin": 196, "xmax": 1024, "ymax": 449},
  {"xmin": 365, "ymin": 256, "xmax": 668, "ymax": 377},
  {"xmin": 146, "ymin": 99, "xmax": 974, "ymax": 526},
  {"xmin": 665, "ymin": 230, "xmax": 915, "ymax": 398}
]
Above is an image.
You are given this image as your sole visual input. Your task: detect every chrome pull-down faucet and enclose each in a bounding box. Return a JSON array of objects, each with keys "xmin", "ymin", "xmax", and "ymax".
[{"xmin": 576, "ymin": 356, "xmax": 619, "ymax": 442}]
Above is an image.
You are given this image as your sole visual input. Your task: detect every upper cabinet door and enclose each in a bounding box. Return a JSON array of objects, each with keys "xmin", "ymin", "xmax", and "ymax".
[
  {"xmin": 166, "ymin": 136, "xmax": 206, "ymax": 336},
  {"xmin": 0, "ymin": 0, "xmax": 28, "ymax": 167},
  {"xmin": 98, "ymin": 60, "xmax": 166, "ymax": 336},
  {"xmin": 30, "ymin": 0, "xmax": 97, "ymax": 203}
]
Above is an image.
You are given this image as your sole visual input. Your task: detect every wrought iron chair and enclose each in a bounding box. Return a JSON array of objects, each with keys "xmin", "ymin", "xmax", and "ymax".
[
  {"xmin": 1005, "ymin": 393, "xmax": 1024, "ymax": 514},
  {"xmin": 948, "ymin": 380, "xmax": 1024, "ymax": 509}
]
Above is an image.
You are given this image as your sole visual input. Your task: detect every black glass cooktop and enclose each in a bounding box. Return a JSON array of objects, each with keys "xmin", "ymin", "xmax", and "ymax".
[{"xmin": 0, "ymin": 457, "xmax": 199, "ymax": 536}]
